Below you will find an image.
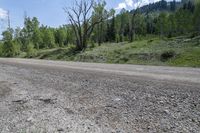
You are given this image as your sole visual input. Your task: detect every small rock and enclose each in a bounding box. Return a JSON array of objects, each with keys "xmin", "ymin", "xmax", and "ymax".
[
  {"xmin": 57, "ymin": 128, "xmax": 64, "ymax": 132},
  {"xmin": 90, "ymin": 123, "xmax": 94, "ymax": 126},
  {"xmin": 27, "ymin": 116, "xmax": 34, "ymax": 122},
  {"xmin": 171, "ymin": 95, "xmax": 175, "ymax": 98},
  {"xmin": 164, "ymin": 109, "xmax": 170, "ymax": 115},
  {"xmin": 116, "ymin": 129, "xmax": 122, "ymax": 133},
  {"xmin": 160, "ymin": 101, "xmax": 164, "ymax": 104},
  {"xmin": 114, "ymin": 98, "xmax": 121, "ymax": 102}
]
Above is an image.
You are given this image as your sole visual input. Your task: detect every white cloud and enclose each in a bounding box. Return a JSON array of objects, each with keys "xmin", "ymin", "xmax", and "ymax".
[
  {"xmin": 133, "ymin": 0, "xmax": 149, "ymax": 9},
  {"xmin": 125, "ymin": 0, "xmax": 134, "ymax": 7},
  {"xmin": 0, "ymin": 8, "xmax": 7, "ymax": 19},
  {"xmin": 115, "ymin": 3, "xmax": 127, "ymax": 10},
  {"xmin": 115, "ymin": 0, "xmax": 134, "ymax": 10}
]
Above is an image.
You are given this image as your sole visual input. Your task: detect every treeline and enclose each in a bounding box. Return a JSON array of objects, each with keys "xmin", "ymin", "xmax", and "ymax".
[
  {"xmin": 0, "ymin": 0, "xmax": 199, "ymax": 57},
  {"xmin": 115, "ymin": 0, "xmax": 197, "ymax": 41},
  {"xmin": 0, "ymin": 17, "xmax": 74, "ymax": 57}
]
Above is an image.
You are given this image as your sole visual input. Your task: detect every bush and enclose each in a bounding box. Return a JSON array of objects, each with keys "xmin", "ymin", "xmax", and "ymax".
[
  {"xmin": 189, "ymin": 32, "xmax": 199, "ymax": 38},
  {"xmin": 0, "ymin": 42, "xmax": 3, "ymax": 56},
  {"xmin": 161, "ymin": 50, "xmax": 176, "ymax": 62},
  {"xmin": 88, "ymin": 41, "xmax": 95, "ymax": 49},
  {"xmin": 26, "ymin": 42, "xmax": 36, "ymax": 58},
  {"xmin": 2, "ymin": 41, "xmax": 20, "ymax": 57},
  {"xmin": 67, "ymin": 44, "xmax": 76, "ymax": 52}
]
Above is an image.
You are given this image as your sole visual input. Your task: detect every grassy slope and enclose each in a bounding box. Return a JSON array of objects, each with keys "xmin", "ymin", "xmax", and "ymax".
[{"xmin": 31, "ymin": 35, "xmax": 200, "ymax": 67}]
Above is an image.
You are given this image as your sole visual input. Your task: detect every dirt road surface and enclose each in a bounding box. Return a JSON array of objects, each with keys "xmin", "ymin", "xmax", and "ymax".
[{"xmin": 0, "ymin": 58, "xmax": 200, "ymax": 133}]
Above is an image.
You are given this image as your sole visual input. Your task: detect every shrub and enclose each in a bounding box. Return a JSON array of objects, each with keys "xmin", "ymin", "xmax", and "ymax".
[
  {"xmin": 67, "ymin": 44, "xmax": 76, "ymax": 52},
  {"xmin": 2, "ymin": 40, "xmax": 20, "ymax": 57},
  {"xmin": 0, "ymin": 42, "xmax": 3, "ymax": 56},
  {"xmin": 161, "ymin": 50, "xmax": 176, "ymax": 62},
  {"xmin": 88, "ymin": 41, "xmax": 95, "ymax": 49},
  {"xmin": 26, "ymin": 42, "xmax": 36, "ymax": 58}
]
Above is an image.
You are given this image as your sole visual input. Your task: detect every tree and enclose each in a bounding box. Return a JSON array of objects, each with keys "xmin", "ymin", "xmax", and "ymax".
[
  {"xmin": 193, "ymin": 1, "xmax": 200, "ymax": 32},
  {"xmin": 156, "ymin": 12, "xmax": 168, "ymax": 36},
  {"xmin": 43, "ymin": 28, "xmax": 56, "ymax": 48},
  {"xmin": 55, "ymin": 27, "xmax": 66, "ymax": 47},
  {"xmin": 118, "ymin": 9, "xmax": 129, "ymax": 42},
  {"xmin": 146, "ymin": 13, "xmax": 156, "ymax": 34},
  {"xmin": 2, "ymin": 29, "xmax": 13, "ymax": 41},
  {"xmin": 65, "ymin": 26, "xmax": 75, "ymax": 45},
  {"xmin": 32, "ymin": 28, "xmax": 42, "ymax": 49},
  {"xmin": 92, "ymin": 0, "xmax": 107, "ymax": 45},
  {"xmin": 26, "ymin": 42, "xmax": 36, "ymax": 57},
  {"xmin": 128, "ymin": 0, "xmax": 143, "ymax": 42},
  {"xmin": 0, "ymin": 42, "xmax": 3, "ymax": 56},
  {"xmin": 134, "ymin": 14, "xmax": 147, "ymax": 36},
  {"xmin": 175, "ymin": 8, "xmax": 193, "ymax": 34},
  {"xmin": 20, "ymin": 17, "xmax": 41, "ymax": 50},
  {"xmin": 183, "ymin": 0, "xmax": 195, "ymax": 13},
  {"xmin": 64, "ymin": 0, "xmax": 106, "ymax": 51},
  {"xmin": 106, "ymin": 9, "xmax": 116, "ymax": 42},
  {"xmin": 31, "ymin": 17, "xmax": 42, "ymax": 50},
  {"xmin": 14, "ymin": 27, "xmax": 22, "ymax": 48},
  {"xmin": 2, "ymin": 29, "xmax": 20, "ymax": 57},
  {"xmin": 170, "ymin": 0, "xmax": 176, "ymax": 11},
  {"xmin": 168, "ymin": 13, "xmax": 177, "ymax": 37},
  {"xmin": 160, "ymin": 0, "xmax": 167, "ymax": 10},
  {"xmin": 129, "ymin": 10, "xmax": 138, "ymax": 42},
  {"xmin": 2, "ymin": 41, "xmax": 20, "ymax": 57}
]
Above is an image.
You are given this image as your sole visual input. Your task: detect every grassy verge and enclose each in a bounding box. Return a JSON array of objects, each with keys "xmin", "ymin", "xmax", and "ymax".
[{"xmin": 27, "ymin": 35, "xmax": 200, "ymax": 67}]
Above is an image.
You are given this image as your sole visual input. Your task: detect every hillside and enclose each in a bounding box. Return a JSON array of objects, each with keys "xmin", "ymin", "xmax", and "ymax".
[
  {"xmin": 131, "ymin": 0, "xmax": 182, "ymax": 13},
  {"xmin": 28, "ymin": 35, "xmax": 200, "ymax": 67}
]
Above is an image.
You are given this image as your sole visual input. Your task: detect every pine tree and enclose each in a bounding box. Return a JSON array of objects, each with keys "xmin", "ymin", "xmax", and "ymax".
[{"xmin": 193, "ymin": 1, "xmax": 200, "ymax": 32}]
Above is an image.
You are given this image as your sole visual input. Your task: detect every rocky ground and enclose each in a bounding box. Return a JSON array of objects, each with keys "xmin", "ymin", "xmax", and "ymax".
[{"xmin": 0, "ymin": 58, "xmax": 200, "ymax": 133}]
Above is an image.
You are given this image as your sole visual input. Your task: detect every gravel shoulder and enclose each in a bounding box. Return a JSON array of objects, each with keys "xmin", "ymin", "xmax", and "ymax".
[{"xmin": 0, "ymin": 58, "xmax": 200, "ymax": 133}]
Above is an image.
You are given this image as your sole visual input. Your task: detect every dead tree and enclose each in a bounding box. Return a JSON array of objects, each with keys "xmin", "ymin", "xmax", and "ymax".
[{"xmin": 64, "ymin": 0, "xmax": 105, "ymax": 51}]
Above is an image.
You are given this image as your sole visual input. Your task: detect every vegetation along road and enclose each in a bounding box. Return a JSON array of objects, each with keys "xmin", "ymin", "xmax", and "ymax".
[{"xmin": 0, "ymin": 58, "xmax": 200, "ymax": 132}]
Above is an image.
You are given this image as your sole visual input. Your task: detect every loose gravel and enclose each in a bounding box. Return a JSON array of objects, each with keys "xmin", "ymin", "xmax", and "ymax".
[{"xmin": 0, "ymin": 59, "xmax": 200, "ymax": 133}]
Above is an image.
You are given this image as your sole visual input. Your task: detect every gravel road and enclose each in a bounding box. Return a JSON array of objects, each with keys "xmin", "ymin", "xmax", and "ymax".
[{"xmin": 0, "ymin": 58, "xmax": 200, "ymax": 133}]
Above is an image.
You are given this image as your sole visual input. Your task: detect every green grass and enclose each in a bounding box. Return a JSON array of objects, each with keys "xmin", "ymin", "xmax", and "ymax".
[{"xmin": 30, "ymin": 35, "xmax": 200, "ymax": 67}]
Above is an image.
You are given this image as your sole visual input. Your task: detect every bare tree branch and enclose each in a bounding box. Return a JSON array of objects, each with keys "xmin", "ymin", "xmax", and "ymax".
[{"xmin": 64, "ymin": 0, "xmax": 106, "ymax": 50}]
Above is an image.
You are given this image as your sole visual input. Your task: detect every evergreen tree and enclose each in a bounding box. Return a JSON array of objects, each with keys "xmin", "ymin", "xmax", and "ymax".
[
  {"xmin": 175, "ymin": 8, "xmax": 193, "ymax": 34},
  {"xmin": 193, "ymin": 1, "xmax": 200, "ymax": 32},
  {"xmin": 156, "ymin": 12, "xmax": 168, "ymax": 36},
  {"xmin": 170, "ymin": 0, "xmax": 176, "ymax": 11},
  {"xmin": 106, "ymin": 9, "xmax": 116, "ymax": 42}
]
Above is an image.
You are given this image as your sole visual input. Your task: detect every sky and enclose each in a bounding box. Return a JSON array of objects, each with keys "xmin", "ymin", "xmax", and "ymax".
[{"xmin": 0, "ymin": 0, "xmax": 175, "ymax": 33}]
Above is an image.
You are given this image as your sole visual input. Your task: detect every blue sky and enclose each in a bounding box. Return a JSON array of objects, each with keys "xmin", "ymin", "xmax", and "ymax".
[{"xmin": 0, "ymin": 0, "xmax": 175, "ymax": 32}]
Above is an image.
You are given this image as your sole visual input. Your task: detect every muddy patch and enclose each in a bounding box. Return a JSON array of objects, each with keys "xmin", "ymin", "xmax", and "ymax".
[{"xmin": 0, "ymin": 81, "xmax": 11, "ymax": 97}]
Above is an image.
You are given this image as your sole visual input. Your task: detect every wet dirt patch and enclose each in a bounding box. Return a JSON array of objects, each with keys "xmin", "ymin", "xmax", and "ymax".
[{"xmin": 0, "ymin": 81, "xmax": 11, "ymax": 97}]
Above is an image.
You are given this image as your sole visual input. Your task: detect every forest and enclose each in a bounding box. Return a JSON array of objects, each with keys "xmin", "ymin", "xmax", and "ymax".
[{"xmin": 0, "ymin": 0, "xmax": 199, "ymax": 66}]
